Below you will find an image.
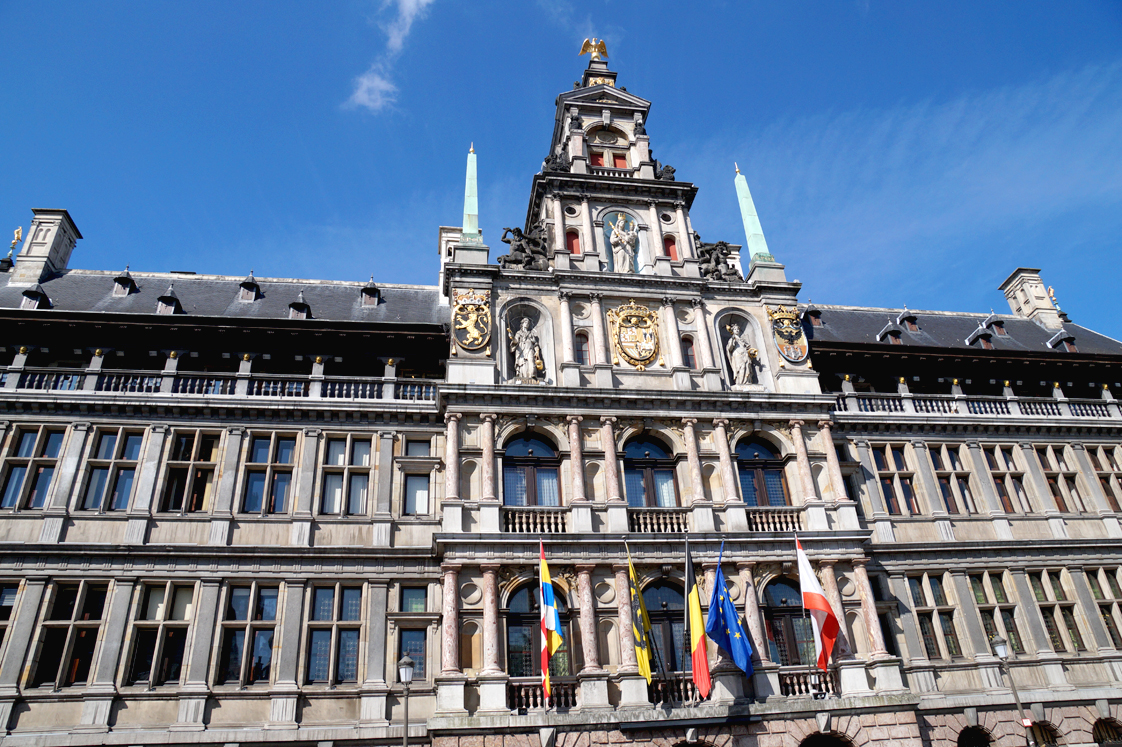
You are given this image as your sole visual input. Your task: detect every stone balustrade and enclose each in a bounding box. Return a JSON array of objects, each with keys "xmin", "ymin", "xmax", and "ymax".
[
  {"xmin": 834, "ymin": 391, "xmax": 1119, "ymax": 420},
  {"xmin": 502, "ymin": 506, "xmax": 568, "ymax": 534},
  {"xmin": 628, "ymin": 507, "xmax": 690, "ymax": 533},
  {"xmin": 507, "ymin": 677, "xmax": 578, "ymax": 712},
  {"xmin": 648, "ymin": 672, "xmax": 707, "ymax": 706},
  {"xmin": 745, "ymin": 506, "xmax": 803, "ymax": 533},
  {"xmin": 778, "ymin": 666, "xmax": 838, "ymax": 698}
]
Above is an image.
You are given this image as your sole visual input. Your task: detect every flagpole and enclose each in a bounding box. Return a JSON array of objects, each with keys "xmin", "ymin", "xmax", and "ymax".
[{"xmin": 795, "ymin": 533, "xmax": 817, "ymax": 695}]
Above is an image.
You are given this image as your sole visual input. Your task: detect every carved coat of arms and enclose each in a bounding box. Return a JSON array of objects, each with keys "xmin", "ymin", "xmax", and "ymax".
[
  {"xmin": 452, "ymin": 289, "xmax": 492, "ymax": 354},
  {"xmin": 767, "ymin": 305, "xmax": 808, "ymax": 363},
  {"xmin": 607, "ymin": 300, "xmax": 660, "ymax": 370}
]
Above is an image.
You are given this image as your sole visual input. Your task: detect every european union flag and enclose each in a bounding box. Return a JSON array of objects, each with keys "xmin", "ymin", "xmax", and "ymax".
[{"xmin": 704, "ymin": 543, "xmax": 754, "ymax": 675}]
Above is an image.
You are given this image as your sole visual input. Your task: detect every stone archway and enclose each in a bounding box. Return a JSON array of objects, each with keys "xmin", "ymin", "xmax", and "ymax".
[{"xmin": 799, "ymin": 733, "xmax": 856, "ymax": 747}]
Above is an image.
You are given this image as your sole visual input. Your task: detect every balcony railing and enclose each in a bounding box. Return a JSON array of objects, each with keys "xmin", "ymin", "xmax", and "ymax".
[
  {"xmin": 745, "ymin": 506, "xmax": 803, "ymax": 533},
  {"xmin": 835, "ymin": 391, "xmax": 1119, "ymax": 421},
  {"xmin": 589, "ymin": 166, "xmax": 632, "ymax": 178},
  {"xmin": 778, "ymin": 666, "xmax": 838, "ymax": 698},
  {"xmin": 648, "ymin": 672, "xmax": 708, "ymax": 706},
  {"xmin": 507, "ymin": 677, "xmax": 578, "ymax": 711},
  {"xmin": 502, "ymin": 506, "xmax": 567, "ymax": 534},
  {"xmin": 628, "ymin": 507, "xmax": 690, "ymax": 533},
  {"xmin": 4, "ymin": 367, "xmax": 439, "ymax": 404}
]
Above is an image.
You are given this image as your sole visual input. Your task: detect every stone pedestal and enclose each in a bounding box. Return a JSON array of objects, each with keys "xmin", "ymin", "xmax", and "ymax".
[
  {"xmin": 869, "ymin": 658, "xmax": 907, "ymax": 693},
  {"xmin": 691, "ymin": 502, "xmax": 716, "ymax": 532},
  {"xmin": 476, "ymin": 673, "xmax": 510, "ymax": 715},
  {"xmin": 479, "ymin": 501, "xmax": 500, "ymax": 533},
  {"xmin": 606, "ymin": 503, "xmax": 629, "ymax": 533},
  {"xmin": 753, "ymin": 664, "xmax": 782, "ymax": 701},
  {"xmin": 561, "ymin": 362, "xmax": 581, "ymax": 387},
  {"xmin": 442, "ymin": 501, "xmax": 464, "ymax": 533},
  {"xmin": 837, "ymin": 659, "xmax": 872, "ymax": 697},
  {"xmin": 578, "ymin": 670, "xmax": 612, "ymax": 711},
  {"xmin": 724, "ymin": 503, "xmax": 748, "ymax": 531},
  {"xmin": 571, "ymin": 501, "xmax": 594, "ymax": 532},
  {"xmin": 710, "ymin": 668, "xmax": 746, "ymax": 704},
  {"xmin": 617, "ymin": 674, "xmax": 650, "ymax": 708},
  {"xmin": 593, "ymin": 363, "xmax": 613, "ymax": 388},
  {"xmin": 435, "ymin": 675, "xmax": 469, "ymax": 716},
  {"xmin": 360, "ymin": 689, "xmax": 390, "ymax": 725},
  {"xmin": 804, "ymin": 500, "xmax": 830, "ymax": 530}
]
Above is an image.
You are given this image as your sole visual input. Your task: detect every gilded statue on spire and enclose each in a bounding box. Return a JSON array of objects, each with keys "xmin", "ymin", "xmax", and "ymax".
[{"xmin": 579, "ymin": 38, "xmax": 608, "ymax": 61}]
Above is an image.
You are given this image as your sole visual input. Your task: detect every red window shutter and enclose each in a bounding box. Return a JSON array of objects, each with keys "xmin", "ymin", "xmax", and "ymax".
[
  {"xmin": 590, "ymin": 152, "xmax": 604, "ymax": 167},
  {"xmin": 566, "ymin": 231, "xmax": 581, "ymax": 255},
  {"xmin": 663, "ymin": 236, "xmax": 678, "ymax": 261},
  {"xmin": 612, "ymin": 153, "xmax": 628, "ymax": 169}
]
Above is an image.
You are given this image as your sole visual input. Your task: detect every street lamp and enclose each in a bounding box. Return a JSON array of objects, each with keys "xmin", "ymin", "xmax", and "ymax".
[
  {"xmin": 398, "ymin": 654, "xmax": 415, "ymax": 747},
  {"xmin": 990, "ymin": 635, "xmax": 1035, "ymax": 747}
]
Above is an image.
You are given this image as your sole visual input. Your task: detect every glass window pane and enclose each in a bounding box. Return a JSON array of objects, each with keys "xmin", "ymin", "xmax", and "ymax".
[
  {"xmin": 307, "ymin": 629, "xmax": 331, "ymax": 682},
  {"xmin": 130, "ymin": 629, "xmax": 158, "ymax": 683},
  {"xmin": 109, "ymin": 468, "xmax": 135, "ymax": 510},
  {"xmin": 653, "ymin": 470, "xmax": 676, "ymax": 507},
  {"xmin": 624, "ymin": 469, "xmax": 647, "ymax": 507},
  {"xmin": 938, "ymin": 477, "xmax": 958, "ymax": 513},
  {"xmin": 739, "ymin": 467, "xmax": 759, "ymax": 507},
  {"xmin": 401, "ymin": 629, "xmax": 426, "ymax": 678},
  {"xmin": 1001, "ymin": 609, "xmax": 1024, "ymax": 652},
  {"xmin": 1108, "ymin": 573, "xmax": 1122, "ymax": 599},
  {"xmin": 15, "ymin": 432, "xmax": 37, "ymax": 458},
  {"xmin": 909, "ymin": 578, "xmax": 926, "ymax": 608},
  {"xmin": 891, "ymin": 447, "xmax": 907, "ymax": 471},
  {"xmin": 537, "ymin": 468, "xmax": 560, "ymax": 507},
  {"xmin": 351, "ymin": 440, "xmax": 371, "ymax": 466},
  {"xmin": 96, "ymin": 433, "xmax": 117, "ymax": 461},
  {"xmin": 337, "ymin": 629, "xmax": 359, "ymax": 682},
  {"xmin": 764, "ymin": 470, "xmax": 787, "ymax": 507},
  {"xmin": 170, "ymin": 587, "xmax": 193, "ymax": 620},
  {"xmin": 270, "ymin": 472, "xmax": 291, "ymax": 513},
  {"xmin": 249, "ymin": 438, "xmax": 270, "ymax": 463},
  {"xmin": 243, "ymin": 472, "xmax": 266, "ymax": 513},
  {"xmin": 1062, "ymin": 607, "xmax": 1085, "ymax": 650},
  {"xmin": 1050, "ymin": 574, "xmax": 1066, "ymax": 601},
  {"xmin": 340, "ymin": 587, "xmax": 362, "ymax": 621},
  {"xmin": 503, "ymin": 467, "xmax": 527, "ymax": 507},
  {"xmin": 405, "ymin": 475, "xmax": 429, "ymax": 515},
  {"xmin": 227, "ymin": 588, "xmax": 251, "ymax": 620},
  {"xmin": 347, "ymin": 473, "xmax": 367, "ymax": 515},
  {"xmin": 939, "ymin": 612, "xmax": 962, "ymax": 657},
  {"xmin": 83, "ymin": 467, "xmax": 109, "ymax": 510},
  {"xmin": 274, "ymin": 438, "xmax": 296, "ymax": 465},
  {"xmin": 162, "ymin": 467, "xmax": 188, "ymax": 512},
  {"xmin": 507, "ymin": 623, "xmax": 534, "ymax": 677},
  {"xmin": 405, "ymin": 440, "xmax": 430, "ymax": 457},
  {"xmin": 50, "ymin": 585, "xmax": 79, "ymax": 620},
  {"xmin": 256, "ymin": 587, "xmax": 279, "ymax": 621},
  {"xmin": 250, "ymin": 629, "xmax": 273, "ymax": 682},
  {"xmin": 1088, "ymin": 573, "xmax": 1104, "ymax": 600},
  {"xmin": 26, "ymin": 466, "xmax": 53, "ymax": 508},
  {"xmin": 321, "ymin": 474, "xmax": 343, "ymax": 514},
  {"xmin": 325, "ymin": 440, "xmax": 346, "ymax": 466},
  {"xmin": 930, "ymin": 576, "xmax": 948, "ymax": 606},
  {"xmin": 402, "ymin": 588, "xmax": 426, "ymax": 612},
  {"xmin": 144, "ymin": 586, "xmax": 166, "ymax": 620},
  {"xmin": 158, "ymin": 628, "xmax": 187, "ymax": 685},
  {"xmin": 970, "ymin": 576, "xmax": 987, "ymax": 604},
  {"xmin": 42, "ymin": 432, "xmax": 64, "ymax": 459},
  {"xmin": 991, "ymin": 579, "xmax": 1008, "ymax": 604},
  {"xmin": 872, "ymin": 449, "xmax": 888, "ymax": 471},
  {"xmin": 197, "ymin": 435, "xmax": 219, "ymax": 462},
  {"xmin": 82, "ymin": 585, "xmax": 107, "ymax": 620},
  {"xmin": 0, "ymin": 466, "xmax": 27, "ymax": 508},
  {"xmin": 312, "ymin": 588, "xmax": 335, "ymax": 621},
  {"xmin": 171, "ymin": 433, "xmax": 195, "ymax": 461},
  {"xmin": 119, "ymin": 434, "xmax": 143, "ymax": 461},
  {"xmin": 219, "ymin": 629, "xmax": 245, "ymax": 684},
  {"xmin": 918, "ymin": 613, "xmax": 940, "ymax": 658},
  {"xmin": 0, "ymin": 586, "xmax": 17, "ymax": 621}
]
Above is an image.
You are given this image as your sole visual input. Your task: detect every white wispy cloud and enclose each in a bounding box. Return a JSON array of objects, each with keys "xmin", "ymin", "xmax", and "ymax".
[
  {"xmin": 676, "ymin": 62, "xmax": 1122, "ymax": 313},
  {"xmin": 345, "ymin": 0, "xmax": 435, "ymax": 113}
]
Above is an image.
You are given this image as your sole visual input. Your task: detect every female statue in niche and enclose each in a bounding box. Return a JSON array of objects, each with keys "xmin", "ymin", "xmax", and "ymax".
[
  {"xmin": 509, "ymin": 317, "xmax": 545, "ymax": 381},
  {"xmin": 726, "ymin": 322, "xmax": 759, "ymax": 386},
  {"xmin": 609, "ymin": 213, "xmax": 638, "ymax": 273}
]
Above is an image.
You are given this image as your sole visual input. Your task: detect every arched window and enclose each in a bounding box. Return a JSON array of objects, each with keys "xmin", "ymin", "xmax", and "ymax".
[
  {"xmin": 958, "ymin": 727, "xmax": 992, "ymax": 747},
  {"xmin": 502, "ymin": 434, "xmax": 560, "ymax": 507},
  {"xmin": 574, "ymin": 332, "xmax": 590, "ymax": 366},
  {"xmin": 799, "ymin": 736, "xmax": 854, "ymax": 747},
  {"xmin": 623, "ymin": 436, "xmax": 679, "ymax": 508},
  {"xmin": 506, "ymin": 583, "xmax": 573, "ymax": 678},
  {"xmin": 1030, "ymin": 723, "xmax": 1061, "ymax": 747},
  {"xmin": 736, "ymin": 439, "xmax": 790, "ymax": 507},
  {"xmin": 1093, "ymin": 719, "xmax": 1122, "ymax": 746},
  {"xmin": 680, "ymin": 337, "xmax": 696, "ymax": 369},
  {"xmin": 642, "ymin": 582, "xmax": 689, "ymax": 672},
  {"xmin": 663, "ymin": 235, "xmax": 679, "ymax": 261},
  {"xmin": 566, "ymin": 230, "xmax": 581, "ymax": 256},
  {"xmin": 763, "ymin": 577, "xmax": 816, "ymax": 665}
]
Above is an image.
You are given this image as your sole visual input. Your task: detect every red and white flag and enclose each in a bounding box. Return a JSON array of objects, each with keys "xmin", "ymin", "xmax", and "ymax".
[{"xmin": 796, "ymin": 537, "xmax": 839, "ymax": 671}]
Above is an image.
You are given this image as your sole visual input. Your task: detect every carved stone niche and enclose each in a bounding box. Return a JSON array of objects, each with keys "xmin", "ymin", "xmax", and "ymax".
[
  {"xmin": 502, "ymin": 302, "xmax": 555, "ymax": 386},
  {"xmin": 717, "ymin": 311, "xmax": 766, "ymax": 392}
]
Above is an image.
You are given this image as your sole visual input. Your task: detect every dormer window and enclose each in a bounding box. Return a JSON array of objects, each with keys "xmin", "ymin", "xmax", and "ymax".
[
  {"xmin": 289, "ymin": 291, "xmax": 310, "ymax": 320},
  {"xmin": 966, "ymin": 325, "xmax": 994, "ymax": 349},
  {"xmin": 888, "ymin": 331, "xmax": 902, "ymax": 345},
  {"xmin": 113, "ymin": 267, "xmax": 135, "ymax": 297},
  {"xmin": 905, "ymin": 319, "xmax": 919, "ymax": 332},
  {"xmin": 808, "ymin": 311, "xmax": 823, "ymax": 327},
  {"xmin": 877, "ymin": 319, "xmax": 903, "ymax": 344},
  {"xmin": 361, "ymin": 279, "xmax": 380, "ymax": 307},
  {"xmin": 1064, "ymin": 340, "xmax": 1078, "ymax": 353},
  {"xmin": 981, "ymin": 337, "xmax": 994, "ymax": 350},
  {"xmin": 156, "ymin": 285, "xmax": 181, "ymax": 315},
  {"xmin": 896, "ymin": 309, "xmax": 919, "ymax": 332},
  {"xmin": 993, "ymin": 322, "xmax": 1007, "ymax": 336},
  {"xmin": 20, "ymin": 285, "xmax": 49, "ymax": 310},
  {"xmin": 239, "ymin": 272, "xmax": 260, "ymax": 302},
  {"xmin": 1047, "ymin": 328, "xmax": 1077, "ymax": 353}
]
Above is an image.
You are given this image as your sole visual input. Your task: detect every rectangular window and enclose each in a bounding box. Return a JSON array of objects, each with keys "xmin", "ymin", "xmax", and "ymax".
[
  {"xmin": 612, "ymin": 153, "xmax": 628, "ymax": 169},
  {"xmin": 319, "ymin": 435, "xmax": 373, "ymax": 516},
  {"xmin": 217, "ymin": 583, "xmax": 278, "ymax": 686},
  {"xmin": 404, "ymin": 475, "xmax": 429, "ymax": 515},
  {"xmin": 0, "ymin": 426, "xmax": 65, "ymax": 510},
  {"xmin": 128, "ymin": 582, "xmax": 194, "ymax": 686},
  {"xmin": 242, "ymin": 433, "xmax": 295, "ymax": 515},
  {"xmin": 82, "ymin": 428, "xmax": 144, "ymax": 512},
  {"xmin": 401, "ymin": 587, "xmax": 426, "ymax": 613},
  {"xmin": 589, "ymin": 152, "xmax": 604, "ymax": 167},
  {"xmin": 873, "ymin": 444, "xmax": 920, "ymax": 516},
  {"xmin": 405, "ymin": 439, "xmax": 430, "ymax": 457},
  {"xmin": 161, "ymin": 430, "xmax": 219, "ymax": 513},
  {"xmin": 399, "ymin": 629, "xmax": 427, "ymax": 679},
  {"xmin": 985, "ymin": 444, "xmax": 1031, "ymax": 514},
  {"xmin": 32, "ymin": 581, "xmax": 108, "ymax": 688},
  {"xmin": 305, "ymin": 583, "xmax": 363, "ymax": 684}
]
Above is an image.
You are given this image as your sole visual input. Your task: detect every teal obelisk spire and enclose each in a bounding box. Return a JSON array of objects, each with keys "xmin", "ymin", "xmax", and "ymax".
[
  {"xmin": 460, "ymin": 143, "xmax": 483, "ymax": 245},
  {"xmin": 734, "ymin": 163, "xmax": 774, "ymax": 263}
]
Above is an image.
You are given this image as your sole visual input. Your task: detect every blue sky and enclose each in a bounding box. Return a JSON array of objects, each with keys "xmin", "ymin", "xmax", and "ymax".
[{"xmin": 2, "ymin": 1, "xmax": 1121, "ymax": 337}]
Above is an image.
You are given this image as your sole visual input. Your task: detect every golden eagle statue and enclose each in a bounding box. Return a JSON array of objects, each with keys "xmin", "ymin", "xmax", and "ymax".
[{"xmin": 579, "ymin": 38, "xmax": 608, "ymax": 61}]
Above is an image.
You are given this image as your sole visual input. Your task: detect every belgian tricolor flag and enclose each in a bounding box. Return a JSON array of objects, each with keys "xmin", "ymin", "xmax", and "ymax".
[{"xmin": 685, "ymin": 537, "xmax": 711, "ymax": 698}]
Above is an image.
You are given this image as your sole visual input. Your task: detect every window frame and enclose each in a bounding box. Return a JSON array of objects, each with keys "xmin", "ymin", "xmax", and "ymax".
[
  {"xmin": 1087, "ymin": 445, "xmax": 1122, "ymax": 513},
  {"xmin": 79, "ymin": 427, "xmax": 145, "ymax": 513},
  {"xmin": 241, "ymin": 432, "xmax": 298, "ymax": 516},
  {"xmin": 982, "ymin": 444, "xmax": 1033, "ymax": 514},
  {"xmin": 735, "ymin": 440, "xmax": 791, "ymax": 508},
  {"xmin": 1028, "ymin": 569, "xmax": 1086, "ymax": 654},
  {"xmin": 318, "ymin": 434, "xmax": 374, "ymax": 517},
  {"xmin": 574, "ymin": 331, "xmax": 591, "ymax": 366},
  {"xmin": 501, "ymin": 443, "xmax": 562, "ymax": 508},
  {"xmin": 872, "ymin": 443, "xmax": 923, "ymax": 516},
  {"xmin": 970, "ymin": 571, "xmax": 1025, "ymax": 654},
  {"xmin": 1087, "ymin": 568, "xmax": 1122, "ymax": 649},
  {"xmin": 215, "ymin": 581, "xmax": 280, "ymax": 687},
  {"xmin": 1035, "ymin": 444, "xmax": 1087, "ymax": 514},
  {"xmin": 0, "ymin": 424, "xmax": 66, "ymax": 511},
  {"xmin": 907, "ymin": 573, "xmax": 963, "ymax": 660},
  {"xmin": 29, "ymin": 579, "xmax": 109, "ymax": 689},
  {"xmin": 159, "ymin": 429, "xmax": 222, "ymax": 514},
  {"xmin": 929, "ymin": 444, "xmax": 977, "ymax": 514},
  {"xmin": 504, "ymin": 583, "xmax": 574, "ymax": 679},
  {"xmin": 125, "ymin": 581, "xmax": 196, "ymax": 687},
  {"xmin": 622, "ymin": 440, "xmax": 681, "ymax": 509},
  {"xmin": 304, "ymin": 582, "xmax": 364, "ymax": 685}
]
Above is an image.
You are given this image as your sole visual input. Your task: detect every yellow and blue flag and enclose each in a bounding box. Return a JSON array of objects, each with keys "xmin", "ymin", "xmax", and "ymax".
[
  {"xmin": 626, "ymin": 544, "xmax": 654, "ymax": 684},
  {"xmin": 539, "ymin": 541, "xmax": 564, "ymax": 697}
]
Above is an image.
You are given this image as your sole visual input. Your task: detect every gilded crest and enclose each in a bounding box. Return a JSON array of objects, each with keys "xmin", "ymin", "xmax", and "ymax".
[
  {"xmin": 767, "ymin": 305, "xmax": 808, "ymax": 363},
  {"xmin": 452, "ymin": 289, "xmax": 492, "ymax": 353},
  {"xmin": 607, "ymin": 300, "xmax": 660, "ymax": 370}
]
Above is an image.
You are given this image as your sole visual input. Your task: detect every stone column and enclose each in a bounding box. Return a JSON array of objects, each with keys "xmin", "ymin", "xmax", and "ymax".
[
  {"xmin": 691, "ymin": 298, "xmax": 716, "ymax": 369},
  {"xmin": 791, "ymin": 420, "xmax": 827, "ymax": 530},
  {"xmin": 613, "ymin": 564, "xmax": 638, "ymax": 672},
  {"xmin": 558, "ymin": 291, "xmax": 575, "ymax": 363},
  {"xmin": 713, "ymin": 419, "xmax": 748, "ymax": 531},
  {"xmin": 820, "ymin": 420, "xmax": 860, "ymax": 530},
  {"xmin": 576, "ymin": 565, "xmax": 601, "ymax": 671},
  {"xmin": 269, "ymin": 579, "xmax": 306, "ymax": 728},
  {"xmin": 551, "ymin": 193, "xmax": 566, "ymax": 254},
  {"xmin": 817, "ymin": 561, "xmax": 851, "ymax": 658},
  {"xmin": 683, "ymin": 418, "xmax": 714, "ymax": 532},
  {"xmin": 675, "ymin": 202, "xmax": 693, "ymax": 258},
  {"xmin": 601, "ymin": 417, "xmax": 622, "ymax": 503},
  {"xmin": 662, "ymin": 298, "xmax": 684, "ymax": 367},
  {"xmin": 441, "ymin": 565, "xmax": 462, "ymax": 675},
  {"xmin": 647, "ymin": 201, "xmax": 664, "ymax": 253},
  {"xmin": 0, "ymin": 577, "xmax": 46, "ymax": 729},
  {"xmin": 443, "ymin": 414, "xmax": 462, "ymax": 533},
  {"xmin": 852, "ymin": 559, "xmax": 888, "ymax": 658},
  {"xmin": 172, "ymin": 578, "xmax": 220, "ymax": 729},
  {"xmin": 588, "ymin": 293, "xmax": 613, "ymax": 387},
  {"xmin": 480, "ymin": 564, "xmax": 501, "ymax": 674},
  {"xmin": 737, "ymin": 563, "xmax": 768, "ymax": 664},
  {"xmin": 360, "ymin": 581, "xmax": 391, "ymax": 724},
  {"xmin": 580, "ymin": 195, "xmax": 594, "ymax": 259},
  {"xmin": 567, "ymin": 416, "xmax": 586, "ymax": 504},
  {"xmin": 479, "ymin": 415, "xmax": 499, "ymax": 533},
  {"xmin": 593, "ymin": 219, "xmax": 607, "ymax": 261}
]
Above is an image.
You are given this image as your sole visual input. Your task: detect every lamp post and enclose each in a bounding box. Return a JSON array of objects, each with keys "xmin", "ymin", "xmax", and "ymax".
[
  {"xmin": 991, "ymin": 635, "xmax": 1035, "ymax": 747},
  {"xmin": 398, "ymin": 654, "xmax": 415, "ymax": 747}
]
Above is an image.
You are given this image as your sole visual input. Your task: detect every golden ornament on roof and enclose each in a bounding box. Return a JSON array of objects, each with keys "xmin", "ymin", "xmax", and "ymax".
[{"xmin": 579, "ymin": 38, "xmax": 608, "ymax": 61}]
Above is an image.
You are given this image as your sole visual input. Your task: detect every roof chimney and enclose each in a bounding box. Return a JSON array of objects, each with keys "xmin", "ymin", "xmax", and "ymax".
[
  {"xmin": 998, "ymin": 268, "xmax": 1063, "ymax": 329},
  {"xmin": 10, "ymin": 209, "xmax": 81, "ymax": 285}
]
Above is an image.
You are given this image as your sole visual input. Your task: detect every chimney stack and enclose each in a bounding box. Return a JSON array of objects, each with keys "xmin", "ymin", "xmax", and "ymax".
[
  {"xmin": 10, "ymin": 209, "xmax": 81, "ymax": 285},
  {"xmin": 998, "ymin": 267, "xmax": 1063, "ymax": 329}
]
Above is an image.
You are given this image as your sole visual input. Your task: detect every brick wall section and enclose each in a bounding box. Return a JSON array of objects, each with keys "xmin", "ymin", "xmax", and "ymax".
[{"xmin": 920, "ymin": 704, "xmax": 1117, "ymax": 747}]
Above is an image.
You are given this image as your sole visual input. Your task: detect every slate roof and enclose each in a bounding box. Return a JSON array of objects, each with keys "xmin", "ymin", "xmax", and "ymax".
[
  {"xmin": 804, "ymin": 304, "xmax": 1122, "ymax": 357},
  {"xmin": 0, "ymin": 269, "xmax": 446, "ymax": 328}
]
